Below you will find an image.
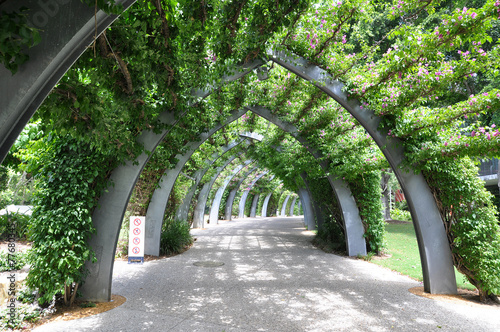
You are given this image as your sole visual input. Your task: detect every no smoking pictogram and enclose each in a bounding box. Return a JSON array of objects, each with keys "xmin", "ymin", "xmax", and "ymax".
[{"xmin": 129, "ymin": 216, "xmax": 145, "ymax": 261}]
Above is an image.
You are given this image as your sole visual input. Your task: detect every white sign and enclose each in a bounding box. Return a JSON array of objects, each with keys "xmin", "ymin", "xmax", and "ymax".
[{"xmin": 128, "ymin": 216, "xmax": 145, "ymax": 263}]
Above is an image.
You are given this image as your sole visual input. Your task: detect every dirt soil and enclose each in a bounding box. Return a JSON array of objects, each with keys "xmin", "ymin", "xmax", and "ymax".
[
  {"xmin": 409, "ymin": 286, "xmax": 500, "ymax": 308},
  {"xmin": 23, "ymin": 294, "xmax": 126, "ymax": 331}
]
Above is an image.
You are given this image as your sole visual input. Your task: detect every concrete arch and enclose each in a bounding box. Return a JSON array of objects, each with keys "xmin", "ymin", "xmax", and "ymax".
[
  {"xmin": 0, "ymin": 2, "xmax": 455, "ymax": 296},
  {"xmin": 261, "ymin": 192, "xmax": 273, "ymax": 218},
  {"xmin": 215, "ymin": 167, "xmax": 258, "ymax": 222},
  {"xmin": 297, "ymin": 183, "xmax": 316, "ymax": 231},
  {"xmin": 144, "ymin": 109, "xmax": 247, "ymax": 256},
  {"xmin": 289, "ymin": 196, "xmax": 298, "ymax": 216},
  {"xmin": 237, "ymin": 171, "xmax": 269, "ymax": 218},
  {"xmin": 268, "ymin": 51, "xmax": 456, "ymax": 294},
  {"xmin": 193, "ymin": 158, "xmax": 252, "ymax": 228},
  {"xmin": 0, "ymin": 0, "xmax": 137, "ymax": 163},
  {"xmin": 260, "ymin": 183, "xmax": 282, "ymax": 218},
  {"xmin": 280, "ymin": 195, "xmax": 291, "ymax": 217},
  {"xmin": 249, "ymin": 194, "xmax": 260, "ymax": 217},
  {"xmin": 208, "ymin": 165, "xmax": 257, "ymax": 224},
  {"xmin": 174, "ymin": 139, "xmax": 244, "ymax": 222},
  {"xmin": 247, "ymin": 106, "xmax": 366, "ymax": 257}
]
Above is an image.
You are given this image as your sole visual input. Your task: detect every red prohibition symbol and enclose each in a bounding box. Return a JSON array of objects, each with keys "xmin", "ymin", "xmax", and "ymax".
[
  {"xmin": 133, "ymin": 237, "xmax": 140, "ymax": 245},
  {"xmin": 133, "ymin": 218, "xmax": 142, "ymax": 226},
  {"xmin": 133, "ymin": 228, "xmax": 141, "ymax": 235},
  {"xmin": 132, "ymin": 247, "xmax": 140, "ymax": 254}
]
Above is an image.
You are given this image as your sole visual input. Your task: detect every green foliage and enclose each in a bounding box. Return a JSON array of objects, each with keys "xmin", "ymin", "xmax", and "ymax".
[
  {"xmin": 0, "ymin": 303, "xmax": 42, "ymax": 330},
  {"xmin": 79, "ymin": 301, "xmax": 96, "ymax": 308},
  {"xmin": 391, "ymin": 208, "xmax": 412, "ymax": 222},
  {"xmin": 313, "ymin": 219, "xmax": 346, "ymax": 254},
  {"xmin": 25, "ymin": 135, "xmax": 112, "ymax": 305},
  {"xmin": 0, "ymin": 250, "xmax": 29, "ymax": 271},
  {"xmin": 424, "ymin": 157, "xmax": 500, "ymax": 299},
  {"xmin": 159, "ymin": 220, "xmax": 193, "ymax": 256},
  {"xmin": 4, "ymin": 0, "xmax": 500, "ymax": 304},
  {"xmin": 0, "ymin": 212, "xmax": 31, "ymax": 240},
  {"xmin": 347, "ymin": 171, "xmax": 386, "ymax": 254},
  {"xmin": 0, "ymin": 170, "xmax": 36, "ymax": 210},
  {"xmin": 0, "ymin": 7, "xmax": 41, "ymax": 75}
]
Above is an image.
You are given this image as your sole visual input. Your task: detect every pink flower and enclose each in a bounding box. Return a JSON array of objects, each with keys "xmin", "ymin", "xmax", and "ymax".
[{"xmin": 444, "ymin": 142, "xmax": 448, "ymax": 146}]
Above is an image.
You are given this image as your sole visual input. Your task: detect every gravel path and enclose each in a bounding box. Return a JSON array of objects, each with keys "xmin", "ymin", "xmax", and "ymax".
[{"xmin": 34, "ymin": 217, "xmax": 500, "ymax": 331}]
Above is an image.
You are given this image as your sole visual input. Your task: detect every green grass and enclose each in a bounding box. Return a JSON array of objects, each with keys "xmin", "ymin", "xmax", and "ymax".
[{"xmin": 371, "ymin": 221, "xmax": 475, "ymax": 291}]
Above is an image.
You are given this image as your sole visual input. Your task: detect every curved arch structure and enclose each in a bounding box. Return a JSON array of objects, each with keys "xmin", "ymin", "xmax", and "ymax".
[
  {"xmin": 289, "ymin": 196, "xmax": 298, "ymax": 216},
  {"xmin": 237, "ymin": 171, "xmax": 269, "ymax": 218},
  {"xmin": 261, "ymin": 192, "xmax": 273, "ymax": 218},
  {"xmin": 192, "ymin": 158, "xmax": 250, "ymax": 228},
  {"xmin": 0, "ymin": 2, "xmax": 455, "ymax": 296},
  {"xmin": 268, "ymin": 51, "xmax": 456, "ymax": 294},
  {"xmin": 280, "ymin": 195, "xmax": 291, "ymax": 217},
  {"xmin": 144, "ymin": 109, "xmax": 247, "ymax": 256},
  {"xmin": 249, "ymin": 194, "xmax": 260, "ymax": 217},
  {"xmin": 218, "ymin": 167, "xmax": 258, "ymax": 220},
  {"xmin": 247, "ymin": 106, "xmax": 366, "ymax": 256},
  {"xmin": 174, "ymin": 140, "xmax": 244, "ymax": 222},
  {"xmin": 0, "ymin": 0, "xmax": 137, "ymax": 163},
  {"xmin": 298, "ymin": 185, "xmax": 316, "ymax": 231}
]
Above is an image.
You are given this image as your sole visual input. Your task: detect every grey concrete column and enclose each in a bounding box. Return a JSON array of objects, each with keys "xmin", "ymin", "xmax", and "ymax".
[
  {"xmin": 269, "ymin": 51, "xmax": 456, "ymax": 294},
  {"xmin": 144, "ymin": 109, "xmax": 247, "ymax": 256},
  {"xmin": 280, "ymin": 195, "xmax": 291, "ymax": 217},
  {"xmin": 238, "ymin": 171, "xmax": 268, "ymax": 219},
  {"xmin": 192, "ymin": 158, "xmax": 250, "ymax": 228},
  {"xmin": 224, "ymin": 188, "xmax": 238, "ymax": 220},
  {"xmin": 175, "ymin": 140, "xmax": 243, "ymax": 222},
  {"xmin": 250, "ymin": 194, "xmax": 260, "ymax": 217},
  {"xmin": 298, "ymin": 187, "xmax": 315, "ymax": 231},
  {"xmin": 261, "ymin": 192, "xmax": 273, "ymax": 218},
  {"xmin": 301, "ymin": 174, "xmax": 325, "ymax": 230},
  {"xmin": 289, "ymin": 196, "xmax": 298, "ymax": 216}
]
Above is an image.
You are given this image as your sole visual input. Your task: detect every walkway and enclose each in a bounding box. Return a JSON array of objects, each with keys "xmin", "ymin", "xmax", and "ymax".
[{"xmin": 34, "ymin": 217, "xmax": 500, "ymax": 331}]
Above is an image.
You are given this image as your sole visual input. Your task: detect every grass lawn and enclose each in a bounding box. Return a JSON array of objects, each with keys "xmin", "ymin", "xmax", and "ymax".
[{"xmin": 371, "ymin": 221, "xmax": 475, "ymax": 291}]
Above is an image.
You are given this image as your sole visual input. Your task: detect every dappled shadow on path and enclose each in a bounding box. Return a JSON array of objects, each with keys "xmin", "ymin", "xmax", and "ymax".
[{"xmin": 34, "ymin": 217, "xmax": 500, "ymax": 332}]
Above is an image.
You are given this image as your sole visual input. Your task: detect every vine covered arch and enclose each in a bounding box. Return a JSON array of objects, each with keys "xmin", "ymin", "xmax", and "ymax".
[{"xmin": 4, "ymin": 0, "xmax": 500, "ymax": 303}]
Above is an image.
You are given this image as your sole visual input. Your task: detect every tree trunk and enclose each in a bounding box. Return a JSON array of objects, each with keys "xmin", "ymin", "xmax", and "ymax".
[{"xmin": 381, "ymin": 171, "xmax": 391, "ymax": 220}]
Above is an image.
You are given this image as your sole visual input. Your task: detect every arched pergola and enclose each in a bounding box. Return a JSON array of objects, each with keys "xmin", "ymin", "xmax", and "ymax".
[{"xmin": 0, "ymin": 0, "xmax": 457, "ymax": 302}]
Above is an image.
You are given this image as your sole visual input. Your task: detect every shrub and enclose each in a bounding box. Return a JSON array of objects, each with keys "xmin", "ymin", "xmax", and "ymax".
[
  {"xmin": 159, "ymin": 220, "xmax": 193, "ymax": 256},
  {"xmin": 390, "ymin": 208, "xmax": 412, "ymax": 222},
  {"xmin": 313, "ymin": 219, "xmax": 346, "ymax": 254},
  {"xmin": 0, "ymin": 212, "xmax": 31, "ymax": 240},
  {"xmin": 0, "ymin": 250, "xmax": 29, "ymax": 272},
  {"xmin": 424, "ymin": 157, "xmax": 500, "ymax": 301}
]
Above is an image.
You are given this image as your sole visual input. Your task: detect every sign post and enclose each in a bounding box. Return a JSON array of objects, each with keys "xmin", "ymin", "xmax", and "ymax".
[{"xmin": 128, "ymin": 216, "xmax": 145, "ymax": 264}]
